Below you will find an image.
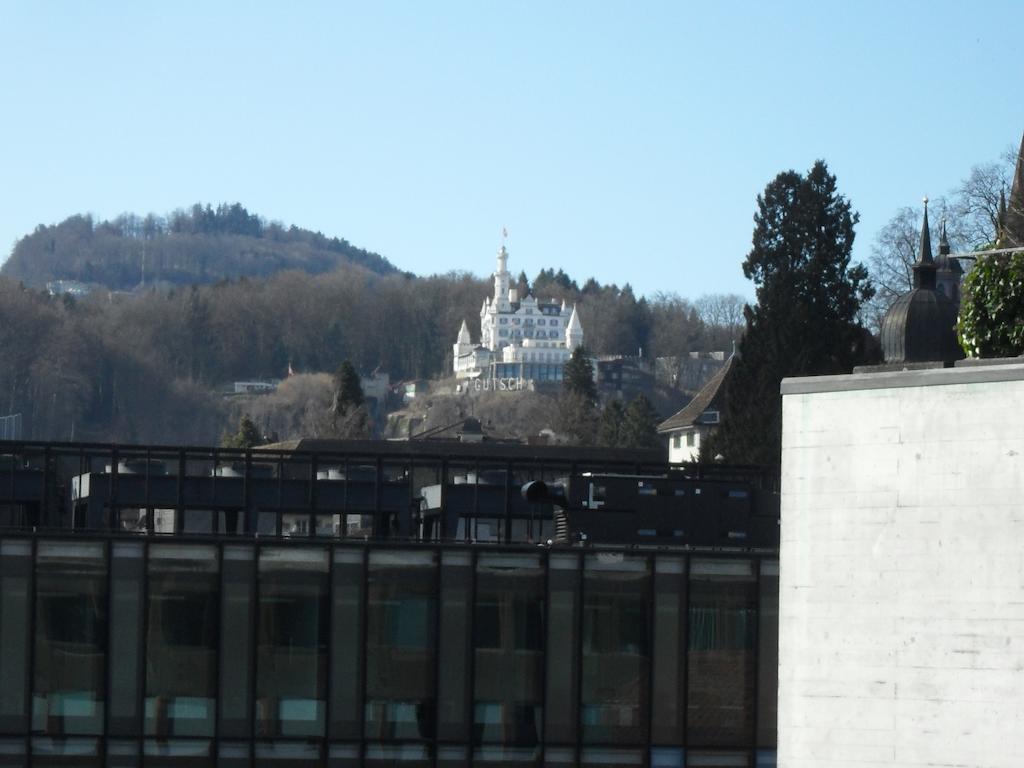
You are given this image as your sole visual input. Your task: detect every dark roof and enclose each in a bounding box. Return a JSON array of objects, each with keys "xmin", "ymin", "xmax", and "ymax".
[
  {"xmin": 261, "ymin": 437, "xmax": 666, "ymax": 464},
  {"xmin": 657, "ymin": 355, "xmax": 735, "ymax": 433},
  {"xmin": 880, "ymin": 289, "xmax": 960, "ymax": 364},
  {"xmin": 880, "ymin": 204, "xmax": 961, "ymax": 364}
]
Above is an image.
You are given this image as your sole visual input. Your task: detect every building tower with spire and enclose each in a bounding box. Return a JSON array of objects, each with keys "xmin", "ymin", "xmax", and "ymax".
[
  {"xmin": 452, "ymin": 238, "xmax": 585, "ymax": 382},
  {"xmin": 879, "ymin": 199, "xmax": 961, "ymax": 365},
  {"xmin": 998, "ymin": 131, "xmax": 1024, "ymax": 249},
  {"xmin": 934, "ymin": 218, "xmax": 964, "ymax": 306}
]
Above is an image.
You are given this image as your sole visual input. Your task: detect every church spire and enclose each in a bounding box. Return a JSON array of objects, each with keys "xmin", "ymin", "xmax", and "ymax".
[
  {"xmin": 1001, "ymin": 130, "xmax": 1024, "ymax": 248},
  {"xmin": 938, "ymin": 218, "xmax": 950, "ymax": 255},
  {"xmin": 913, "ymin": 198, "xmax": 937, "ymax": 290}
]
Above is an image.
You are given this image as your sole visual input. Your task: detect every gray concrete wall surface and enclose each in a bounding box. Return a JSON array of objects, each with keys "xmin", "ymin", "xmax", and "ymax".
[{"xmin": 779, "ymin": 363, "xmax": 1024, "ymax": 768}]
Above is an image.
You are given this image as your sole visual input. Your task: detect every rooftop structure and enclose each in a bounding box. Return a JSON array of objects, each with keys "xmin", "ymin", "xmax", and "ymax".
[{"xmin": 878, "ymin": 199, "xmax": 961, "ymax": 366}]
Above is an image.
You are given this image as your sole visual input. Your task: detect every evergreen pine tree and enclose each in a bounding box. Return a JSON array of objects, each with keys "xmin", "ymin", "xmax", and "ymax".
[
  {"xmin": 221, "ymin": 413, "xmax": 263, "ymax": 449},
  {"xmin": 330, "ymin": 360, "xmax": 370, "ymax": 438},
  {"xmin": 563, "ymin": 346, "xmax": 596, "ymax": 402},
  {"xmin": 332, "ymin": 360, "xmax": 364, "ymax": 412},
  {"xmin": 620, "ymin": 394, "xmax": 660, "ymax": 449},
  {"xmin": 707, "ymin": 160, "xmax": 877, "ymax": 465},
  {"xmin": 597, "ymin": 399, "xmax": 625, "ymax": 446}
]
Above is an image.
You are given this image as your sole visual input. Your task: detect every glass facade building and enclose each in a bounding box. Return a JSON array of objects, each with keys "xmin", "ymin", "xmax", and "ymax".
[{"xmin": 0, "ymin": 538, "xmax": 778, "ymax": 768}]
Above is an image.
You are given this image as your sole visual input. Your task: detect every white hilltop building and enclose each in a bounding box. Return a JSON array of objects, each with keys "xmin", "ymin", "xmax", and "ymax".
[{"xmin": 453, "ymin": 243, "xmax": 584, "ymax": 383}]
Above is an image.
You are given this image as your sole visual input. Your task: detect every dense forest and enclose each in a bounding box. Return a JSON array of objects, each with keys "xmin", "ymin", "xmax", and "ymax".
[
  {"xmin": 0, "ymin": 256, "xmax": 742, "ymax": 445},
  {"xmin": 1, "ymin": 204, "xmax": 401, "ymax": 289}
]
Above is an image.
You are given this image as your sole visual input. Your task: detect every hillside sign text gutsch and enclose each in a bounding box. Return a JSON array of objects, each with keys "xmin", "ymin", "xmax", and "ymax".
[{"xmin": 464, "ymin": 377, "xmax": 526, "ymax": 393}]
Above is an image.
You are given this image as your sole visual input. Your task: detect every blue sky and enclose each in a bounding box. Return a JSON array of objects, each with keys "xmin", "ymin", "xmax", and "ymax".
[{"xmin": 1, "ymin": 1, "xmax": 1021, "ymax": 299}]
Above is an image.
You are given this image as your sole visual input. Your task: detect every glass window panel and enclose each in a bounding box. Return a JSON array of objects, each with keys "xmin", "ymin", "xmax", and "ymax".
[
  {"xmin": 579, "ymin": 748, "xmax": 643, "ymax": 767},
  {"xmin": 329, "ymin": 549, "xmax": 364, "ymax": 740},
  {"xmin": 327, "ymin": 743, "xmax": 360, "ymax": 768},
  {"xmin": 108, "ymin": 542, "xmax": 144, "ymax": 735},
  {"xmin": 254, "ymin": 741, "xmax": 322, "ymax": 768},
  {"xmin": 473, "ymin": 746, "xmax": 540, "ymax": 768},
  {"xmin": 0, "ymin": 540, "xmax": 31, "ymax": 733},
  {"xmin": 365, "ymin": 551, "xmax": 437, "ymax": 741},
  {"xmin": 0, "ymin": 739, "xmax": 25, "ymax": 768},
  {"xmin": 436, "ymin": 745, "xmax": 467, "ymax": 768},
  {"xmin": 143, "ymin": 738, "xmax": 213, "ymax": 768},
  {"xmin": 545, "ymin": 553, "xmax": 580, "ymax": 744},
  {"xmin": 256, "ymin": 548, "xmax": 329, "ymax": 738},
  {"xmin": 687, "ymin": 752, "xmax": 751, "ymax": 767},
  {"xmin": 219, "ymin": 546, "xmax": 254, "ymax": 738},
  {"xmin": 105, "ymin": 740, "xmax": 139, "ymax": 768},
  {"xmin": 651, "ymin": 556, "xmax": 685, "ymax": 745},
  {"xmin": 364, "ymin": 744, "xmax": 430, "ymax": 768},
  {"xmin": 474, "ymin": 554, "xmax": 544, "ymax": 747},
  {"xmin": 580, "ymin": 554, "xmax": 651, "ymax": 745},
  {"xmin": 145, "ymin": 545, "xmax": 219, "ymax": 737},
  {"xmin": 650, "ymin": 747, "xmax": 684, "ymax": 768},
  {"xmin": 31, "ymin": 737, "xmax": 100, "ymax": 768},
  {"xmin": 543, "ymin": 747, "xmax": 575, "ymax": 766},
  {"xmin": 687, "ymin": 560, "xmax": 756, "ymax": 748},
  {"xmin": 757, "ymin": 562, "xmax": 779, "ymax": 748},
  {"xmin": 33, "ymin": 542, "xmax": 107, "ymax": 735},
  {"xmin": 437, "ymin": 552, "xmax": 472, "ymax": 742}
]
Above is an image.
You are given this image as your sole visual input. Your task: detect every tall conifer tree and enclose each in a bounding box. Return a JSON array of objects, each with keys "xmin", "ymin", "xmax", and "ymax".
[{"xmin": 707, "ymin": 161, "xmax": 877, "ymax": 465}]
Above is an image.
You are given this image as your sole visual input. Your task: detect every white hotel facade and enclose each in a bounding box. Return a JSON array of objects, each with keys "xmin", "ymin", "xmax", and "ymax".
[{"xmin": 453, "ymin": 245, "xmax": 583, "ymax": 383}]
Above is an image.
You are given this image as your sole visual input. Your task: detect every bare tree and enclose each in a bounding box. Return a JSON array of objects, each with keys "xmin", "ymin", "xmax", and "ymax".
[
  {"xmin": 695, "ymin": 293, "xmax": 746, "ymax": 348},
  {"xmin": 864, "ymin": 145, "xmax": 1016, "ymax": 331},
  {"xmin": 863, "ymin": 198, "xmax": 959, "ymax": 331},
  {"xmin": 952, "ymin": 158, "xmax": 1013, "ymax": 249}
]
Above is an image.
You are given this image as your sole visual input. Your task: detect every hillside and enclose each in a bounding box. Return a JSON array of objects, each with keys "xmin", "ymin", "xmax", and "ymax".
[{"xmin": 1, "ymin": 203, "xmax": 402, "ymax": 290}]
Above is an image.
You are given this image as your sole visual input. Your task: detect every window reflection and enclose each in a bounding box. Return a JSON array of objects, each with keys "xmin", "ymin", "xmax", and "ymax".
[
  {"xmin": 688, "ymin": 559, "xmax": 757, "ymax": 747},
  {"xmin": 474, "ymin": 554, "xmax": 545, "ymax": 746},
  {"xmin": 580, "ymin": 554, "xmax": 651, "ymax": 744},
  {"xmin": 365, "ymin": 550, "xmax": 437, "ymax": 741},
  {"xmin": 256, "ymin": 548, "xmax": 329, "ymax": 737},
  {"xmin": 145, "ymin": 544, "xmax": 219, "ymax": 737},
  {"xmin": 33, "ymin": 542, "xmax": 107, "ymax": 735}
]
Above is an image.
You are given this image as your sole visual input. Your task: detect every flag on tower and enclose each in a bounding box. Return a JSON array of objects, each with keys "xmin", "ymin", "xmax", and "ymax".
[{"xmin": 502, "ymin": 227, "xmax": 508, "ymax": 239}]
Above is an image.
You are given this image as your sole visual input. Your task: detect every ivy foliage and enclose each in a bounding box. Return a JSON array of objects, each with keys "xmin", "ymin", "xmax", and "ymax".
[{"xmin": 957, "ymin": 252, "xmax": 1024, "ymax": 357}]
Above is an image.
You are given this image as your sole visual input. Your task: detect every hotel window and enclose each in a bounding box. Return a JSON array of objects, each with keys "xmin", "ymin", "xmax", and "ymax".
[
  {"xmin": 499, "ymin": 318, "xmax": 507, "ymax": 324},
  {"xmin": 550, "ymin": 319, "xmax": 558, "ymax": 327},
  {"xmin": 538, "ymin": 319, "xmax": 546, "ymax": 325}
]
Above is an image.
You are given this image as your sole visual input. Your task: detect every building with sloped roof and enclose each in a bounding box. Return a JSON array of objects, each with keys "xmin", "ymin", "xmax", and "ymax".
[{"xmin": 657, "ymin": 354, "xmax": 735, "ymax": 462}]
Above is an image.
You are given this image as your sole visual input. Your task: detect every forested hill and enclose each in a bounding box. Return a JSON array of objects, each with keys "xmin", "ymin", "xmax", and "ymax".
[{"xmin": 1, "ymin": 203, "xmax": 402, "ymax": 289}]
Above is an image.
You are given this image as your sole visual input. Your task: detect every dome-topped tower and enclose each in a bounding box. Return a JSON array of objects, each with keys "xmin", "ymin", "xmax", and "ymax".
[{"xmin": 880, "ymin": 199, "xmax": 961, "ymax": 364}]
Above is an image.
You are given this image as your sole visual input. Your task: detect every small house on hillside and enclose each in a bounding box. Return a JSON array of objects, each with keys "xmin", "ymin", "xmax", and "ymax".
[{"xmin": 657, "ymin": 354, "xmax": 735, "ymax": 462}]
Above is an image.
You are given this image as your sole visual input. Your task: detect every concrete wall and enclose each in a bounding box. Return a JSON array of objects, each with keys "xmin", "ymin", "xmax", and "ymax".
[{"xmin": 779, "ymin": 363, "xmax": 1024, "ymax": 768}]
